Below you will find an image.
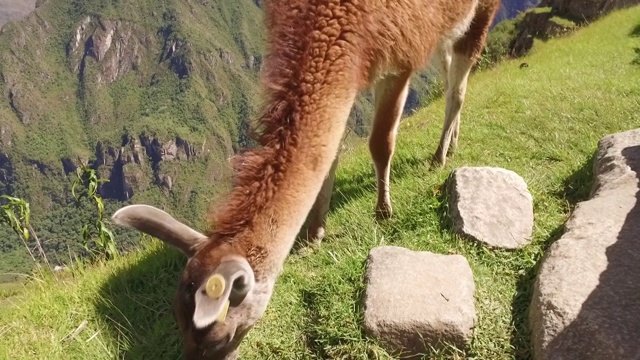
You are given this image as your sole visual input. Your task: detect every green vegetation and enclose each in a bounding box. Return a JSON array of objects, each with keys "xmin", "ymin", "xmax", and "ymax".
[
  {"xmin": 0, "ymin": 195, "xmax": 49, "ymax": 268},
  {"xmin": 477, "ymin": 4, "xmax": 584, "ymax": 69},
  {"xmin": 530, "ymin": 6, "xmax": 552, "ymax": 14},
  {"xmin": 477, "ymin": 13, "xmax": 525, "ymax": 70},
  {"xmin": 549, "ymin": 16, "xmax": 577, "ymax": 28},
  {"xmin": 72, "ymin": 165, "xmax": 118, "ymax": 260},
  {"xmin": 1, "ymin": 5, "xmax": 639, "ymax": 359}
]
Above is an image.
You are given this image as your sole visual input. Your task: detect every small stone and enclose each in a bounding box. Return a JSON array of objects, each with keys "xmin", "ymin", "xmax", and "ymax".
[
  {"xmin": 530, "ymin": 128, "xmax": 640, "ymax": 360},
  {"xmin": 362, "ymin": 246, "xmax": 476, "ymax": 358},
  {"xmin": 447, "ymin": 166, "xmax": 534, "ymax": 249}
]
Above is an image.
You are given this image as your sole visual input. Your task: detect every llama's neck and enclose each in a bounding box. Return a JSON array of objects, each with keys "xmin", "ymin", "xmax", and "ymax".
[
  {"xmin": 217, "ymin": 85, "xmax": 356, "ymax": 271},
  {"xmin": 259, "ymin": 90, "xmax": 357, "ymax": 264},
  {"xmin": 210, "ymin": 73, "xmax": 359, "ymax": 274},
  {"xmin": 207, "ymin": 0, "xmax": 363, "ymax": 275}
]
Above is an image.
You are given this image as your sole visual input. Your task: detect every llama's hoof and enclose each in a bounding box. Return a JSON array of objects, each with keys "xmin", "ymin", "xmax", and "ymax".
[
  {"xmin": 429, "ymin": 154, "xmax": 446, "ymax": 170},
  {"xmin": 306, "ymin": 225, "xmax": 325, "ymax": 244},
  {"xmin": 292, "ymin": 235, "xmax": 322, "ymax": 256},
  {"xmin": 375, "ymin": 203, "xmax": 393, "ymax": 220}
]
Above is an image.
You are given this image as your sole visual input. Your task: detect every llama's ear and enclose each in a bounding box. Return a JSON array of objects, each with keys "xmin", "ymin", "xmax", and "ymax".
[
  {"xmin": 111, "ymin": 204, "xmax": 208, "ymax": 257},
  {"xmin": 193, "ymin": 256, "xmax": 255, "ymax": 329}
]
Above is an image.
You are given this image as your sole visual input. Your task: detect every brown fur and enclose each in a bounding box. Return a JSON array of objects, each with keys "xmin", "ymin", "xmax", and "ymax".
[{"xmin": 454, "ymin": 1, "xmax": 498, "ymax": 59}]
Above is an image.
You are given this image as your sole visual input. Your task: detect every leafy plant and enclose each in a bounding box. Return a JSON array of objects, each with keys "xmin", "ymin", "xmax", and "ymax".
[
  {"xmin": 0, "ymin": 195, "xmax": 50, "ymax": 269},
  {"xmin": 72, "ymin": 164, "xmax": 118, "ymax": 260}
]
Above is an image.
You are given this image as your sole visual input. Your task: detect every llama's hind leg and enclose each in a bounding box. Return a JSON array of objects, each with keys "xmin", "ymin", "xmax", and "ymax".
[
  {"xmin": 432, "ymin": 51, "xmax": 474, "ymax": 167},
  {"xmin": 430, "ymin": 44, "xmax": 452, "ymax": 100},
  {"xmin": 306, "ymin": 154, "xmax": 339, "ymax": 244},
  {"xmin": 369, "ymin": 71, "xmax": 412, "ymax": 220},
  {"xmin": 433, "ymin": 4, "xmax": 498, "ymax": 166}
]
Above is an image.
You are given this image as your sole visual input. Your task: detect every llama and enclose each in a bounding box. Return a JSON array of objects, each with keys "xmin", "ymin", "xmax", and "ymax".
[{"xmin": 112, "ymin": 0, "xmax": 500, "ymax": 358}]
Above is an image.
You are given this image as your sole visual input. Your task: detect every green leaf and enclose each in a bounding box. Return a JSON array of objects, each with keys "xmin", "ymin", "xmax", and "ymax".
[
  {"xmin": 82, "ymin": 224, "xmax": 90, "ymax": 241},
  {"xmin": 96, "ymin": 200, "xmax": 105, "ymax": 217}
]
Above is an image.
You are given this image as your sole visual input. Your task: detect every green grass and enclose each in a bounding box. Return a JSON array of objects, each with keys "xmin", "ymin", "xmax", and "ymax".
[
  {"xmin": 0, "ymin": 281, "xmax": 22, "ymax": 298},
  {"xmin": 529, "ymin": 7, "xmax": 552, "ymax": 14},
  {"xmin": 2, "ymin": 5, "xmax": 640, "ymax": 360},
  {"xmin": 549, "ymin": 16, "xmax": 577, "ymax": 28}
]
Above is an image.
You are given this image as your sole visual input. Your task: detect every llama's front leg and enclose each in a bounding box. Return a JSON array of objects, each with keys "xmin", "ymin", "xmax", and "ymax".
[
  {"xmin": 433, "ymin": 52, "xmax": 474, "ymax": 166},
  {"xmin": 369, "ymin": 72, "xmax": 412, "ymax": 220},
  {"xmin": 306, "ymin": 154, "xmax": 339, "ymax": 243}
]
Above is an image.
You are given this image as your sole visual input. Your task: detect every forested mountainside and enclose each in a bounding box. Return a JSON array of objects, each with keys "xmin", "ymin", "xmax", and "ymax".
[{"xmin": 0, "ymin": 0, "xmax": 442, "ymax": 277}]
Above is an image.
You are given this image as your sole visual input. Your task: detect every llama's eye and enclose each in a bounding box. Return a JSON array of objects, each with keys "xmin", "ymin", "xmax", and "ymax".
[
  {"xmin": 183, "ymin": 281, "xmax": 196, "ymax": 305},
  {"xmin": 185, "ymin": 281, "xmax": 196, "ymax": 298}
]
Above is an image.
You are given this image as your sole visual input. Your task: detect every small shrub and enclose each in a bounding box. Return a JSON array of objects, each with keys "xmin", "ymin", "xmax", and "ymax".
[
  {"xmin": 0, "ymin": 195, "xmax": 50, "ymax": 269},
  {"xmin": 72, "ymin": 164, "xmax": 118, "ymax": 260},
  {"xmin": 476, "ymin": 15, "xmax": 523, "ymax": 70}
]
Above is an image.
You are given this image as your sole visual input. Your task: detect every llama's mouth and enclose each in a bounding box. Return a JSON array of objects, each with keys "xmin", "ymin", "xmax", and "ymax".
[{"xmin": 202, "ymin": 329, "xmax": 235, "ymax": 353}]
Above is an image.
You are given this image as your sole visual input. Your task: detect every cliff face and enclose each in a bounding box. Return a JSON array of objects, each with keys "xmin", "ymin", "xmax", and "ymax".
[
  {"xmin": 92, "ymin": 133, "xmax": 204, "ymax": 200},
  {"xmin": 69, "ymin": 16, "xmax": 149, "ymax": 85}
]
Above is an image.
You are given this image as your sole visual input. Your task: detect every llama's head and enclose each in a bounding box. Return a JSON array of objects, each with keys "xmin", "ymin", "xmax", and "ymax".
[{"xmin": 112, "ymin": 204, "xmax": 274, "ymax": 360}]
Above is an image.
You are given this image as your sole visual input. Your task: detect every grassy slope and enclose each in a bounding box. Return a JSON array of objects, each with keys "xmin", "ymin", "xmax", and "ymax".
[{"xmin": 1, "ymin": 5, "xmax": 640, "ymax": 360}]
